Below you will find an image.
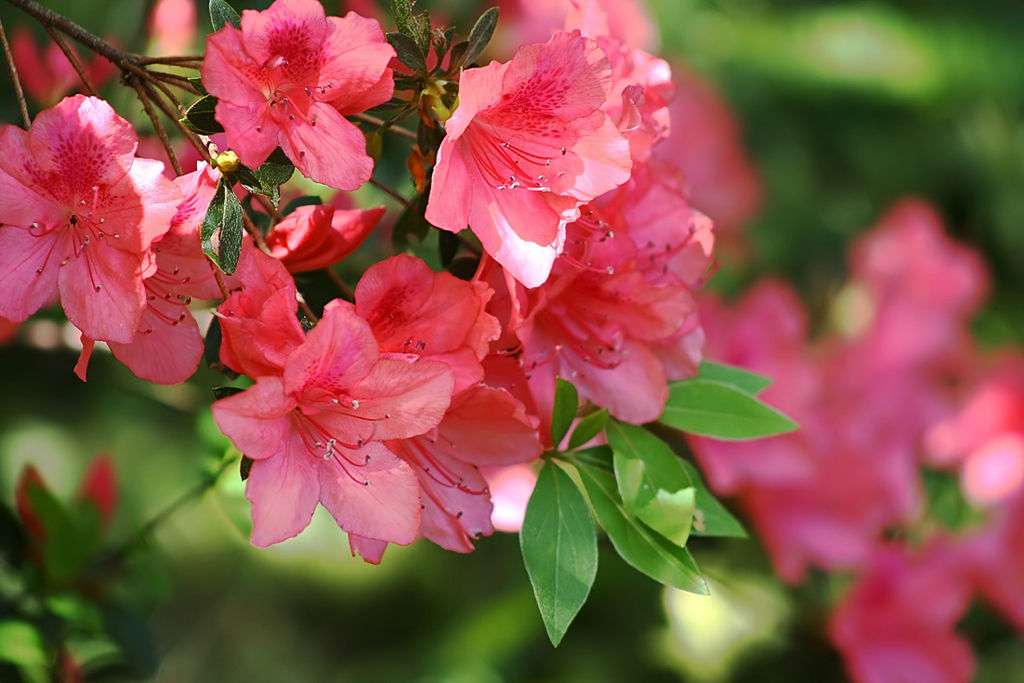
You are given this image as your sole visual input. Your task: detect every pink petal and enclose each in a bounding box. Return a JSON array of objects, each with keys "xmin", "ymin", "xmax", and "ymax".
[
  {"xmin": 0, "ymin": 227, "xmax": 63, "ymax": 323},
  {"xmin": 58, "ymin": 244, "xmax": 148, "ymax": 343},
  {"xmin": 212, "ymin": 376, "xmax": 295, "ymax": 460},
  {"xmin": 201, "ymin": 26, "xmax": 264, "ymax": 104},
  {"xmin": 348, "ymin": 534, "xmax": 388, "ymax": 564},
  {"xmin": 344, "ymin": 358, "xmax": 454, "ymax": 440},
  {"xmin": 280, "ymin": 102, "xmax": 373, "ymax": 190},
  {"xmin": 0, "ymin": 125, "xmax": 64, "ymax": 229},
  {"xmin": 246, "ymin": 432, "xmax": 321, "ymax": 547},
  {"xmin": 318, "ymin": 442, "xmax": 420, "ymax": 545},
  {"xmin": 558, "ymin": 339, "xmax": 668, "ymax": 424},
  {"xmin": 409, "ymin": 443, "xmax": 493, "ymax": 553},
  {"xmin": 240, "ymin": 0, "xmax": 328, "ymax": 68},
  {"xmin": 101, "ymin": 158, "xmax": 181, "ymax": 252},
  {"xmin": 74, "ymin": 333, "xmax": 95, "ymax": 381},
  {"xmin": 107, "ymin": 305, "xmax": 203, "ymax": 384},
  {"xmin": 216, "ymin": 101, "xmax": 279, "ymax": 171},
  {"xmin": 284, "ymin": 302, "xmax": 378, "ymax": 395},
  {"xmin": 434, "ymin": 385, "xmax": 542, "ymax": 467},
  {"xmin": 318, "ymin": 13, "xmax": 395, "ymax": 112}
]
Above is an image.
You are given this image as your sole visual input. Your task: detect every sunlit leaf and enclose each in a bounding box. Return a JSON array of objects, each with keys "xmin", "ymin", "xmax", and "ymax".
[
  {"xmin": 698, "ymin": 361, "xmax": 773, "ymax": 395},
  {"xmin": 201, "ymin": 180, "xmax": 244, "ymax": 274},
  {"xmin": 520, "ymin": 461, "xmax": 598, "ymax": 646},
  {"xmin": 660, "ymin": 379, "xmax": 798, "ymax": 440},
  {"xmin": 461, "ymin": 7, "xmax": 500, "ymax": 68},
  {"xmin": 568, "ymin": 409, "xmax": 608, "ymax": 450},
  {"xmin": 678, "ymin": 460, "xmax": 748, "ymax": 538},
  {"xmin": 208, "ymin": 0, "xmax": 240, "ymax": 31}
]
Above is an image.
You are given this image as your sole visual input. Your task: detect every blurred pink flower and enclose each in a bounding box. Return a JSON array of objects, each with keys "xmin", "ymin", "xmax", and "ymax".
[
  {"xmin": 426, "ymin": 30, "xmax": 631, "ymax": 287},
  {"xmin": 202, "ymin": 0, "xmax": 394, "ymax": 189},
  {"xmin": 654, "ymin": 65, "xmax": 762, "ymax": 236},
  {"xmin": 213, "ymin": 302, "xmax": 454, "ymax": 547},
  {"xmin": 830, "ymin": 544, "xmax": 974, "ymax": 683},
  {"xmin": 149, "ymin": 0, "xmax": 197, "ymax": 56},
  {"xmin": 10, "ymin": 28, "xmax": 116, "ymax": 106},
  {"xmin": 0, "ymin": 95, "xmax": 181, "ymax": 343},
  {"xmin": 266, "ymin": 202, "xmax": 383, "ymax": 273},
  {"xmin": 496, "ymin": 0, "xmax": 656, "ymax": 56},
  {"xmin": 964, "ymin": 492, "xmax": 1024, "ymax": 630},
  {"xmin": 483, "ymin": 463, "xmax": 539, "ymax": 533}
]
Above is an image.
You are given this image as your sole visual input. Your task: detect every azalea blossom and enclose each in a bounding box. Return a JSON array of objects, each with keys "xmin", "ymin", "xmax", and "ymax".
[
  {"xmin": 341, "ymin": 256, "xmax": 541, "ymax": 561},
  {"xmin": 964, "ymin": 492, "xmax": 1024, "ymax": 630},
  {"xmin": 265, "ymin": 202, "xmax": 383, "ymax": 273},
  {"xmin": 213, "ymin": 301, "xmax": 455, "ymax": 547},
  {"xmin": 86, "ymin": 164, "xmax": 223, "ymax": 384},
  {"xmin": 202, "ymin": 0, "xmax": 395, "ymax": 190},
  {"xmin": 149, "ymin": 0, "xmax": 197, "ymax": 56},
  {"xmin": 426, "ymin": 30, "xmax": 632, "ymax": 287},
  {"xmin": 10, "ymin": 28, "xmax": 115, "ymax": 106},
  {"xmin": 508, "ymin": 160, "xmax": 714, "ymax": 425},
  {"xmin": 829, "ymin": 544, "xmax": 975, "ymax": 683},
  {"xmin": 497, "ymin": 0, "xmax": 656, "ymax": 55},
  {"xmin": 0, "ymin": 95, "xmax": 181, "ymax": 344}
]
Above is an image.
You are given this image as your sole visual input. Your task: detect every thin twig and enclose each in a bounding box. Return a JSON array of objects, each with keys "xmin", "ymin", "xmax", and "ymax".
[
  {"xmin": 131, "ymin": 78, "xmax": 181, "ymax": 175},
  {"xmin": 324, "ymin": 268, "xmax": 355, "ymax": 301},
  {"xmin": 45, "ymin": 26, "xmax": 95, "ymax": 95},
  {"xmin": 369, "ymin": 177, "xmax": 410, "ymax": 207},
  {"xmin": 138, "ymin": 79, "xmax": 214, "ymax": 166},
  {"xmin": 138, "ymin": 55, "xmax": 204, "ymax": 65},
  {"xmin": 4, "ymin": 0, "xmax": 138, "ymax": 69},
  {"xmin": 353, "ymin": 112, "xmax": 417, "ymax": 140},
  {"xmin": 0, "ymin": 19, "xmax": 30, "ymax": 128},
  {"xmin": 297, "ymin": 297, "xmax": 319, "ymax": 323}
]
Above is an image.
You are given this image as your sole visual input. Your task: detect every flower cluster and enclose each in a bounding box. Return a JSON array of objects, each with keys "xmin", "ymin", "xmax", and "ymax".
[{"xmin": 0, "ymin": 0, "xmax": 715, "ymax": 563}]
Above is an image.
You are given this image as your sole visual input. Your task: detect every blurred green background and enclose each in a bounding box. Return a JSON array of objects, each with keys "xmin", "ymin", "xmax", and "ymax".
[{"xmin": 1, "ymin": 0, "xmax": 1022, "ymax": 681}]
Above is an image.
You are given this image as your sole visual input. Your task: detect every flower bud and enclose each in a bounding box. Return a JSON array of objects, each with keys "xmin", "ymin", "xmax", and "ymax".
[{"xmin": 215, "ymin": 150, "xmax": 241, "ymax": 173}]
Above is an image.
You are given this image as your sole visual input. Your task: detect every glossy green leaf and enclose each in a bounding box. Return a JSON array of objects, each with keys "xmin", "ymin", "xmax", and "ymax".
[
  {"xmin": 575, "ymin": 462, "xmax": 708, "ymax": 594},
  {"xmin": 660, "ymin": 379, "xmax": 798, "ymax": 440},
  {"xmin": 26, "ymin": 485, "xmax": 100, "ymax": 583},
  {"xmin": 520, "ymin": 461, "xmax": 598, "ymax": 646},
  {"xmin": 568, "ymin": 409, "xmax": 608, "ymax": 450},
  {"xmin": 181, "ymin": 95, "xmax": 222, "ymax": 135},
  {"xmin": 201, "ymin": 180, "xmax": 244, "ymax": 274},
  {"xmin": 606, "ymin": 421, "xmax": 695, "ymax": 546},
  {"xmin": 551, "ymin": 379, "xmax": 579, "ymax": 447},
  {"xmin": 208, "ymin": 0, "xmax": 240, "ymax": 31},
  {"xmin": 461, "ymin": 7, "xmax": 500, "ymax": 68},
  {"xmin": 678, "ymin": 460, "xmax": 748, "ymax": 538},
  {"xmin": 698, "ymin": 361, "xmax": 773, "ymax": 395}
]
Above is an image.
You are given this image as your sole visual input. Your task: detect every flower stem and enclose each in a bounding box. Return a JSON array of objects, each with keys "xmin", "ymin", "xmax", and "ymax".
[
  {"xmin": 353, "ymin": 112, "xmax": 418, "ymax": 141},
  {"xmin": 0, "ymin": 19, "xmax": 30, "ymax": 128}
]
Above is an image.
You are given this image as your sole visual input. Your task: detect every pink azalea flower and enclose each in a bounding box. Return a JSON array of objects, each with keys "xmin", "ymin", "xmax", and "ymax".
[
  {"xmin": 10, "ymin": 28, "xmax": 116, "ymax": 106},
  {"xmin": 496, "ymin": 0, "xmax": 656, "ymax": 55},
  {"xmin": 830, "ymin": 544, "xmax": 975, "ymax": 683},
  {"xmin": 964, "ymin": 492, "xmax": 1024, "ymax": 630},
  {"xmin": 654, "ymin": 65, "xmax": 762, "ymax": 236},
  {"xmin": 95, "ymin": 164, "xmax": 223, "ymax": 384},
  {"xmin": 354, "ymin": 254, "xmax": 500, "ymax": 392},
  {"xmin": 0, "ymin": 95, "xmax": 181, "ymax": 344},
  {"xmin": 202, "ymin": 0, "xmax": 395, "ymax": 190},
  {"xmin": 426, "ymin": 30, "xmax": 632, "ymax": 287},
  {"xmin": 927, "ymin": 356, "xmax": 1024, "ymax": 505},
  {"xmin": 505, "ymin": 160, "xmax": 713, "ymax": 426},
  {"xmin": 217, "ymin": 242, "xmax": 306, "ymax": 378},
  {"xmin": 213, "ymin": 302, "xmax": 455, "ymax": 547},
  {"xmin": 149, "ymin": 0, "xmax": 197, "ymax": 56},
  {"xmin": 341, "ymin": 254, "xmax": 540, "ymax": 561},
  {"xmin": 265, "ymin": 202, "xmax": 383, "ymax": 273}
]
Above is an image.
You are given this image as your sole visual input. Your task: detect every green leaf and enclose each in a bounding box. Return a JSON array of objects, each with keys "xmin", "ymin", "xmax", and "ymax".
[
  {"xmin": 0, "ymin": 621, "xmax": 46, "ymax": 669},
  {"xmin": 387, "ymin": 32, "xmax": 427, "ymax": 76},
  {"xmin": 551, "ymin": 379, "xmax": 579, "ymax": 447},
  {"xmin": 26, "ymin": 485, "xmax": 100, "ymax": 583},
  {"xmin": 255, "ymin": 148, "xmax": 295, "ymax": 190},
  {"xmin": 460, "ymin": 7, "xmax": 500, "ymax": 68},
  {"xmin": 567, "ymin": 409, "xmax": 608, "ymax": 450},
  {"xmin": 678, "ymin": 461, "xmax": 747, "ymax": 538},
  {"xmin": 201, "ymin": 180, "xmax": 244, "ymax": 274},
  {"xmin": 659, "ymin": 379, "xmax": 798, "ymax": 440},
  {"xmin": 208, "ymin": 0, "xmax": 240, "ymax": 31},
  {"xmin": 181, "ymin": 95, "xmax": 222, "ymax": 135},
  {"xmin": 606, "ymin": 421, "xmax": 694, "ymax": 546},
  {"xmin": 520, "ymin": 461, "xmax": 598, "ymax": 647},
  {"xmin": 187, "ymin": 76, "xmax": 207, "ymax": 95},
  {"xmin": 575, "ymin": 462, "xmax": 708, "ymax": 594},
  {"xmin": 698, "ymin": 361, "xmax": 772, "ymax": 395}
]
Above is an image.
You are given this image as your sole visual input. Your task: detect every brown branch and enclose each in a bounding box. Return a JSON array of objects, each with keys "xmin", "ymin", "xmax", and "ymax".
[
  {"xmin": 368, "ymin": 177, "xmax": 410, "ymax": 207},
  {"xmin": 130, "ymin": 78, "xmax": 181, "ymax": 175},
  {"xmin": 45, "ymin": 26, "xmax": 96, "ymax": 96},
  {"xmin": 138, "ymin": 55, "xmax": 204, "ymax": 65},
  {"xmin": 0, "ymin": 19, "xmax": 29, "ymax": 128},
  {"xmin": 4, "ymin": 0, "xmax": 138, "ymax": 69},
  {"xmin": 353, "ymin": 112, "xmax": 417, "ymax": 141},
  {"xmin": 138, "ymin": 79, "xmax": 214, "ymax": 166}
]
